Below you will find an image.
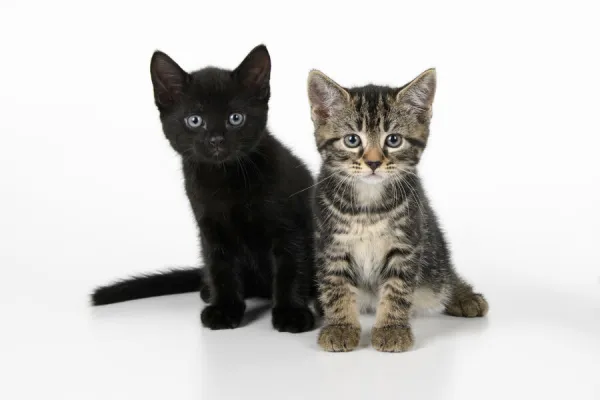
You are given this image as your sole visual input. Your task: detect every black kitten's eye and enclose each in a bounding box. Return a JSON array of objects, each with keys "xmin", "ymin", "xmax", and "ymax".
[
  {"xmin": 185, "ymin": 115, "xmax": 203, "ymax": 129},
  {"xmin": 343, "ymin": 134, "xmax": 362, "ymax": 148},
  {"xmin": 385, "ymin": 134, "xmax": 402, "ymax": 148},
  {"xmin": 228, "ymin": 113, "xmax": 245, "ymax": 127}
]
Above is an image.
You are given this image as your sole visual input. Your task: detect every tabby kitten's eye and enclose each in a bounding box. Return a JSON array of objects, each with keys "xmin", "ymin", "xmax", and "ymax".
[
  {"xmin": 228, "ymin": 113, "xmax": 245, "ymax": 127},
  {"xmin": 385, "ymin": 134, "xmax": 402, "ymax": 148},
  {"xmin": 343, "ymin": 134, "xmax": 362, "ymax": 148},
  {"xmin": 185, "ymin": 115, "xmax": 203, "ymax": 128}
]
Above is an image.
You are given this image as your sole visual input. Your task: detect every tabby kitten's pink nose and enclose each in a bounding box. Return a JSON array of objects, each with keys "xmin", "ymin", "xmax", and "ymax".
[{"xmin": 366, "ymin": 160, "xmax": 382, "ymax": 171}]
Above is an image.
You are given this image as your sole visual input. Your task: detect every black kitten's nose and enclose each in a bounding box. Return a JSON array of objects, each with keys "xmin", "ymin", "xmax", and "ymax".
[
  {"xmin": 366, "ymin": 161, "xmax": 382, "ymax": 171},
  {"xmin": 209, "ymin": 136, "xmax": 225, "ymax": 147}
]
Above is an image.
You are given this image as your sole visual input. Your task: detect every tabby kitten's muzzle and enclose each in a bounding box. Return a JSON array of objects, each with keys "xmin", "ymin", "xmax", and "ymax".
[{"xmin": 365, "ymin": 160, "xmax": 382, "ymax": 171}]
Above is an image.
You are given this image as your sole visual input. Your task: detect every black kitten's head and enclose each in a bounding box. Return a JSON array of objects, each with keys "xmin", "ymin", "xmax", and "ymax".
[{"xmin": 150, "ymin": 45, "xmax": 271, "ymax": 163}]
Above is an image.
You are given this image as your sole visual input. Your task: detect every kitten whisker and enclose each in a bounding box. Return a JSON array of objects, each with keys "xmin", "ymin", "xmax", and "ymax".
[
  {"xmin": 235, "ymin": 157, "xmax": 249, "ymax": 190},
  {"xmin": 395, "ymin": 169, "xmax": 427, "ymax": 222},
  {"xmin": 289, "ymin": 173, "xmax": 336, "ymax": 197}
]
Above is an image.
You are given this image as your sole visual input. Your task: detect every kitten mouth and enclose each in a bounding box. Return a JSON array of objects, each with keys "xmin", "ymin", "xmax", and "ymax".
[
  {"xmin": 210, "ymin": 148, "xmax": 228, "ymax": 158},
  {"xmin": 359, "ymin": 174, "xmax": 385, "ymax": 184}
]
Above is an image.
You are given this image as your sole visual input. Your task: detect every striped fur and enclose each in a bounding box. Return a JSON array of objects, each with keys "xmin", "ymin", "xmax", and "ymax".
[{"xmin": 308, "ymin": 69, "xmax": 488, "ymax": 353}]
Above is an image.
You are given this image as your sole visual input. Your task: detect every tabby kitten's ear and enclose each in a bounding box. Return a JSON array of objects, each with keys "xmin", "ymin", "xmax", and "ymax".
[
  {"xmin": 307, "ymin": 70, "xmax": 351, "ymax": 126},
  {"xmin": 396, "ymin": 68, "xmax": 437, "ymax": 111},
  {"xmin": 233, "ymin": 44, "xmax": 271, "ymax": 97},
  {"xmin": 150, "ymin": 51, "xmax": 191, "ymax": 109}
]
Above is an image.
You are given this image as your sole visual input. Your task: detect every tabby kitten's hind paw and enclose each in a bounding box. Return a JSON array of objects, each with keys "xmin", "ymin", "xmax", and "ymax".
[
  {"xmin": 318, "ymin": 324, "xmax": 361, "ymax": 352},
  {"xmin": 272, "ymin": 306, "xmax": 315, "ymax": 333},
  {"xmin": 201, "ymin": 303, "xmax": 245, "ymax": 329},
  {"xmin": 445, "ymin": 293, "xmax": 489, "ymax": 317},
  {"xmin": 371, "ymin": 325, "xmax": 414, "ymax": 353}
]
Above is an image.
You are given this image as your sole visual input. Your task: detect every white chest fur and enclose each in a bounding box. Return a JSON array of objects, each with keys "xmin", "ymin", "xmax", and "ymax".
[{"xmin": 334, "ymin": 218, "xmax": 394, "ymax": 288}]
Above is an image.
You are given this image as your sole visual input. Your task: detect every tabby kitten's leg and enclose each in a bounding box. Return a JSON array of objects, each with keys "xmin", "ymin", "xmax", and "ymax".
[
  {"xmin": 271, "ymin": 231, "xmax": 315, "ymax": 333},
  {"xmin": 318, "ymin": 265, "xmax": 361, "ymax": 352},
  {"xmin": 444, "ymin": 279, "xmax": 489, "ymax": 318},
  {"xmin": 372, "ymin": 264, "xmax": 419, "ymax": 352}
]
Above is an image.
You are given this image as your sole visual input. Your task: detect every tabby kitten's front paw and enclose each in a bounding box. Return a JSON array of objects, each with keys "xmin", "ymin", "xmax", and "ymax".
[
  {"xmin": 201, "ymin": 303, "xmax": 245, "ymax": 330},
  {"xmin": 318, "ymin": 324, "xmax": 361, "ymax": 352},
  {"xmin": 371, "ymin": 325, "xmax": 414, "ymax": 353},
  {"xmin": 272, "ymin": 306, "xmax": 315, "ymax": 333}
]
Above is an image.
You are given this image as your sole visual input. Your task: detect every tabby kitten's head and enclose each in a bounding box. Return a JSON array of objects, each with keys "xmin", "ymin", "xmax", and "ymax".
[
  {"xmin": 150, "ymin": 45, "xmax": 271, "ymax": 164},
  {"xmin": 307, "ymin": 69, "xmax": 436, "ymax": 184}
]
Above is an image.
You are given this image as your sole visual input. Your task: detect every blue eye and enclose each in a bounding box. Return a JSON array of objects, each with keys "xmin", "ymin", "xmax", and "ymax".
[
  {"xmin": 185, "ymin": 115, "xmax": 203, "ymax": 128},
  {"xmin": 385, "ymin": 134, "xmax": 402, "ymax": 148},
  {"xmin": 228, "ymin": 113, "xmax": 245, "ymax": 127},
  {"xmin": 343, "ymin": 134, "xmax": 361, "ymax": 148}
]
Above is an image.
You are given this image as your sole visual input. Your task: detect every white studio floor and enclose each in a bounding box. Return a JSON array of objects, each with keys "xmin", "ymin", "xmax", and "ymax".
[{"xmin": 1, "ymin": 272, "xmax": 598, "ymax": 400}]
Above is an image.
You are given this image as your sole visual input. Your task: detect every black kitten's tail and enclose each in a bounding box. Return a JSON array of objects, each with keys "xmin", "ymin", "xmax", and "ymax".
[{"xmin": 91, "ymin": 268, "xmax": 205, "ymax": 306}]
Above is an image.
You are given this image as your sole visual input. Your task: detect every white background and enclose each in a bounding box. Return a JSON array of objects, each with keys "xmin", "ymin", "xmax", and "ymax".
[{"xmin": 1, "ymin": 1, "xmax": 598, "ymax": 399}]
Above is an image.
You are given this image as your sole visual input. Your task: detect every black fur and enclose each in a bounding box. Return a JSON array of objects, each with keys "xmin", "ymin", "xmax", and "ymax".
[
  {"xmin": 91, "ymin": 45, "xmax": 316, "ymax": 333},
  {"xmin": 92, "ymin": 268, "xmax": 209, "ymax": 305}
]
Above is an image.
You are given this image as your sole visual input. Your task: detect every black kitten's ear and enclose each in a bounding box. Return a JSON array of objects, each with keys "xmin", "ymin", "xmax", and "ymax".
[
  {"xmin": 307, "ymin": 70, "xmax": 351, "ymax": 125},
  {"xmin": 396, "ymin": 68, "xmax": 436, "ymax": 111},
  {"xmin": 150, "ymin": 51, "xmax": 190, "ymax": 108},
  {"xmin": 233, "ymin": 45, "xmax": 271, "ymax": 95}
]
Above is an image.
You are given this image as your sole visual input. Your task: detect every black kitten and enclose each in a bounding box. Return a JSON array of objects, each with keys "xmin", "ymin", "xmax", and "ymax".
[{"xmin": 91, "ymin": 45, "xmax": 316, "ymax": 333}]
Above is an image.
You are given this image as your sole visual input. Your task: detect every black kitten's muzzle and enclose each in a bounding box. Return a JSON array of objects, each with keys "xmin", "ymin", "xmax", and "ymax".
[
  {"xmin": 209, "ymin": 135, "xmax": 225, "ymax": 149},
  {"xmin": 194, "ymin": 136, "xmax": 231, "ymax": 162},
  {"xmin": 207, "ymin": 135, "xmax": 227, "ymax": 157}
]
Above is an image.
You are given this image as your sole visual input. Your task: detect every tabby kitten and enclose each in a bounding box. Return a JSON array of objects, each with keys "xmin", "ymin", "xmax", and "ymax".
[
  {"xmin": 308, "ymin": 69, "xmax": 488, "ymax": 352},
  {"xmin": 92, "ymin": 45, "xmax": 316, "ymax": 333}
]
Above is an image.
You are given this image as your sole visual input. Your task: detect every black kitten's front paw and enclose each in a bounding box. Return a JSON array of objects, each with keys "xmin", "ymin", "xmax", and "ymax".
[
  {"xmin": 272, "ymin": 306, "xmax": 315, "ymax": 333},
  {"xmin": 201, "ymin": 303, "xmax": 245, "ymax": 330}
]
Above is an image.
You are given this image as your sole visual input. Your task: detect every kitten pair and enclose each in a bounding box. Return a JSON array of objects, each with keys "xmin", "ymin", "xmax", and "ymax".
[{"xmin": 92, "ymin": 45, "xmax": 488, "ymax": 351}]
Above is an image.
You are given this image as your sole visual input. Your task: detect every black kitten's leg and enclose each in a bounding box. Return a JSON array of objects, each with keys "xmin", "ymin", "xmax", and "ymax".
[
  {"xmin": 198, "ymin": 219, "xmax": 246, "ymax": 330},
  {"xmin": 199, "ymin": 268, "xmax": 211, "ymax": 303},
  {"xmin": 243, "ymin": 249, "xmax": 273, "ymax": 300},
  {"xmin": 201, "ymin": 258, "xmax": 246, "ymax": 329},
  {"xmin": 271, "ymin": 231, "xmax": 315, "ymax": 333}
]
